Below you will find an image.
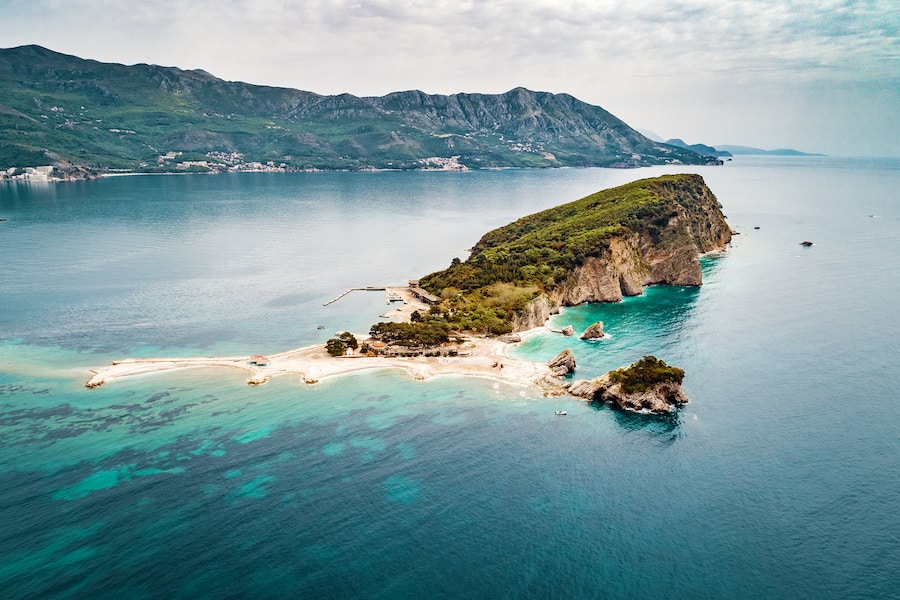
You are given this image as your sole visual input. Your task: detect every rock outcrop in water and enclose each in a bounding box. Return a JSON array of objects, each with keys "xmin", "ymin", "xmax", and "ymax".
[
  {"xmin": 580, "ymin": 321, "xmax": 605, "ymax": 339},
  {"xmin": 547, "ymin": 349, "xmax": 576, "ymax": 377},
  {"xmin": 568, "ymin": 356, "xmax": 688, "ymax": 413},
  {"xmin": 569, "ymin": 377, "xmax": 688, "ymax": 413}
]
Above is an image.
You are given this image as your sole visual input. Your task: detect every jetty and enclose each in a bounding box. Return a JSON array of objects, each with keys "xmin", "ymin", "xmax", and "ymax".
[
  {"xmin": 323, "ymin": 289, "xmax": 354, "ymax": 306},
  {"xmin": 321, "ymin": 286, "xmax": 399, "ymax": 306},
  {"xmin": 321, "ymin": 286, "xmax": 389, "ymax": 306}
]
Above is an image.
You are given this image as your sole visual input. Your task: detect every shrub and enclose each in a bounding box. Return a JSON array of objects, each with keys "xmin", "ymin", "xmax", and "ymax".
[
  {"xmin": 369, "ymin": 321, "xmax": 450, "ymax": 347},
  {"xmin": 325, "ymin": 338, "xmax": 346, "ymax": 356},
  {"xmin": 339, "ymin": 331, "xmax": 358, "ymax": 349},
  {"xmin": 608, "ymin": 355, "xmax": 684, "ymax": 394}
]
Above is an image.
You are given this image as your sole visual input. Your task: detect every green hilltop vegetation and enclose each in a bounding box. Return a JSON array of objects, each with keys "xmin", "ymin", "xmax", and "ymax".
[
  {"xmin": 608, "ymin": 356, "xmax": 685, "ymax": 394},
  {"xmin": 421, "ymin": 176, "xmax": 681, "ymax": 293},
  {"xmin": 366, "ymin": 174, "xmax": 721, "ymax": 343},
  {"xmin": 0, "ymin": 45, "xmax": 721, "ymax": 174}
]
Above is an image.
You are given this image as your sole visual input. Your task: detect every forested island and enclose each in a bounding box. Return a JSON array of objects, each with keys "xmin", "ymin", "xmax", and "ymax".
[
  {"xmin": 365, "ymin": 173, "xmax": 731, "ymax": 343},
  {"xmin": 87, "ymin": 174, "xmax": 731, "ymax": 413}
]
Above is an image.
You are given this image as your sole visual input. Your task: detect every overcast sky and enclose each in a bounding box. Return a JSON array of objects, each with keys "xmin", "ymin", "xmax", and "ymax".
[{"xmin": 4, "ymin": 0, "xmax": 898, "ymax": 156}]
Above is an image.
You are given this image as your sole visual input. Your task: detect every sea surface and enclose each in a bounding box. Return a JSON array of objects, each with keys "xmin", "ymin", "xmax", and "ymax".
[{"xmin": 1, "ymin": 158, "xmax": 899, "ymax": 599}]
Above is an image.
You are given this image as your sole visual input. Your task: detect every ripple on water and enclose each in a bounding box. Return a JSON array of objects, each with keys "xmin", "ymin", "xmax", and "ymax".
[
  {"xmin": 349, "ymin": 436, "xmax": 386, "ymax": 461},
  {"xmin": 383, "ymin": 474, "xmax": 421, "ymax": 504},
  {"xmin": 232, "ymin": 475, "xmax": 277, "ymax": 500},
  {"xmin": 322, "ymin": 442, "xmax": 344, "ymax": 456}
]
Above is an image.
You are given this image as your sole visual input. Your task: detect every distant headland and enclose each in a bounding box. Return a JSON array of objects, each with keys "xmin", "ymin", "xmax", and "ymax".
[
  {"xmin": 662, "ymin": 139, "xmax": 824, "ymax": 158},
  {"xmin": 714, "ymin": 145, "xmax": 825, "ymax": 157},
  {"xmin": 85, "ymin": 174, "xmax": 731, "ymax": 414}
]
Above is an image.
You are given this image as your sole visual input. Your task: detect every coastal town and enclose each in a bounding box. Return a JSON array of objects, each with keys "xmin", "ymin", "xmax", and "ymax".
[
  {"xmin": 1, "ymin": 152, "xmax": 480, "ymax": 180},
  {"xmin": 156, "ymin": 150, "xmax": 291, "ymax": 173},
  {"xmin": 0, "ymin": 152, "xmax": 294, "ymax": 181},
  {"xmin": 1, "ymin": 165, "xmax": 57, "ymax": 181}
]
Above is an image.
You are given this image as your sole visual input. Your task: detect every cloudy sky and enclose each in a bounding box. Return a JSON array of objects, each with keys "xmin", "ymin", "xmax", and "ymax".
[{"xmin": 4, "ymin": 0, "xmax": 898, "ymax": 156}]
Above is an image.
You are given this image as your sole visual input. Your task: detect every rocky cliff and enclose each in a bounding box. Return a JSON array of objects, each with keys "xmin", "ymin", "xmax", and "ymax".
[
  {"xmin": 413, "ymin": 175, "xmax": 729, "ymax": 336},
  {"xmin": 568, "ymin": 376, "xmax": 688, "ymax": 413},
  {"xmin": 546, "ymin": 175, "xmax": 731, "ymax": 306},
  {"xmin": 509, "ymin": 294, "xmax": 557, "ymax": 332}
]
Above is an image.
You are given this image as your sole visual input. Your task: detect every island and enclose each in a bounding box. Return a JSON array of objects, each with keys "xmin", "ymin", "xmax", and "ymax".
[
  {"xmin": 85, "ymin": 174, "xmax": 732, "ymax": 413},
  {"xmin": 568, "ymin": 356, "xmax": 688, "ymax": 413}
]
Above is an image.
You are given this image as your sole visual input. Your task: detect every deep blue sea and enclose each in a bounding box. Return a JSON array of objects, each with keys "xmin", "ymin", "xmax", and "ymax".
[{"xmin": 1, "ymin": 158, "xmax": 899, "ymax": 599}]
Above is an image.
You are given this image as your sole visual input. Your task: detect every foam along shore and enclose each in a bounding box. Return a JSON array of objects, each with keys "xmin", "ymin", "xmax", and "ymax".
[{"xmin": 84, "ymin": 330, "xmax": 561, "ymax": 392}]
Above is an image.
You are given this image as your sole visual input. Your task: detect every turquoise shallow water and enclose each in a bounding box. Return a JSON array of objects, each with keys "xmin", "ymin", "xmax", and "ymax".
[{"xmin": 1, "ymin": 159, "xmax": 899, "ymax": 598}]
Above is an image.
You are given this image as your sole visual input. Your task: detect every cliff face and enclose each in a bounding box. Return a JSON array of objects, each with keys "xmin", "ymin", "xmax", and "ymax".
[
  {"xmin": 548, "ymin": 177, "xmax": 730, "ymax": 306},
  {"xmin": 418, "ymin": 174, "xmax": 730, "ymax": 335},
  {"xmin": 510, "ymin": 294, "xmax": 557, "ymax": 332},
  {"xmin": 505, "ymin": 176, "xmax": 731, "ymax": 327}
]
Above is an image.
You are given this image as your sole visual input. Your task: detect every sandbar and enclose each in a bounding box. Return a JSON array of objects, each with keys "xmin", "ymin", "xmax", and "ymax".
[{"xmin": 84, "ymin": 329, "xmax": 563, "ymax": 394}]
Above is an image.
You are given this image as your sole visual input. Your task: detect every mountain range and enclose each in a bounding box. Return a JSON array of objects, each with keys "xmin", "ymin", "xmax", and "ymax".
[
  {"xmin": 0, "ymin": 45, "xmax": 721, "ymax": 174},
  {"xmin": 664, "ymin": 138, "xmax": 732, "ymax": 158},
  {"xmin": 714, "ymin": 145, "xmax": 824, "ymax": 157}
]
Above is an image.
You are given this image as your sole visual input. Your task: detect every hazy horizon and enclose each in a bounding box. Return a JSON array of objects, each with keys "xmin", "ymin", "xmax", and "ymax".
[{"xmin": 3, "ymin": 0, "xmax": 898, "ymax": 157}]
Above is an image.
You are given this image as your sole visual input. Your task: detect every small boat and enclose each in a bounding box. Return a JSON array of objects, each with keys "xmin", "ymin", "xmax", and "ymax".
[
  {"xmin": 799, "ymin": 240, "xmax": 814, "ymax": 247},
  {"xmin": 754, "ymin": 226, "xmax": 760, "ymax": 230},
  {"xmin": 317, "ymin": 325, "xmax": 325, "ymax": 329},
  {"xmin": 554, "ymin": 410, "xmax": 568, "ymax": 416}
]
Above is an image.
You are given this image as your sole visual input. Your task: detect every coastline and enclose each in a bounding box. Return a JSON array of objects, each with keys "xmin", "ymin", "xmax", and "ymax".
[
  {"xmin": 80, "ymin": 174, "xmax": 730, "ymax": 398},
  {"xmin": 84, "ymin": 330, "xmax": 563, "ymax": 394}
]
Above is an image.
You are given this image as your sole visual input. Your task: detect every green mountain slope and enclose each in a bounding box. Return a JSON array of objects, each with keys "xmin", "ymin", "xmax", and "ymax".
[{"xmin": 0, "ymin": 45, "xmax": 719, "ymax": 172}]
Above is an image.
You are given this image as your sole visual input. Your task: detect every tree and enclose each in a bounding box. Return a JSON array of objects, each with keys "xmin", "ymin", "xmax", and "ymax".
[
  {"xmin": 609, "ymin": 355, "xmax": 684, "ymax": 393},
  {"xmin": 325, "ymin": 338, "xmax": 346, "ymax": 356},
  {"xmin": 339, "ymin": 331, "xmax": 358, "ymax": 349}
]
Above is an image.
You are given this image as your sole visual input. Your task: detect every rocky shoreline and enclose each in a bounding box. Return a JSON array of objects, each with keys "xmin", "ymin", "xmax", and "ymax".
[
  {"xmin": 544, "ymin": 349, "xmax": 689, "ymax": 414},
  {"xmin": 567, "ymin": 374, "xmax": 688, "ymax": 414}
]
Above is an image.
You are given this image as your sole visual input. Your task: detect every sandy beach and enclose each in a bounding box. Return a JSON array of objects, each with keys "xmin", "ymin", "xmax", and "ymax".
[{"xmin": 84, "ymin": 328, "xmax": 563, "ymax": 394}]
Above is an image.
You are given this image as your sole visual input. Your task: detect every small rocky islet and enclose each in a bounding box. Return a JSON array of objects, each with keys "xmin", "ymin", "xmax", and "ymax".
[
  {"xmin": 544, "ymin": 350, "xmax": 688, "ymax": 414},
  {"xmin": 566, "ymin": 355, "xmax": 689, "ymax": 414},
  {"xmin": 579, "ymin": 321, "xmax": 605, "ymax": 340}
]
